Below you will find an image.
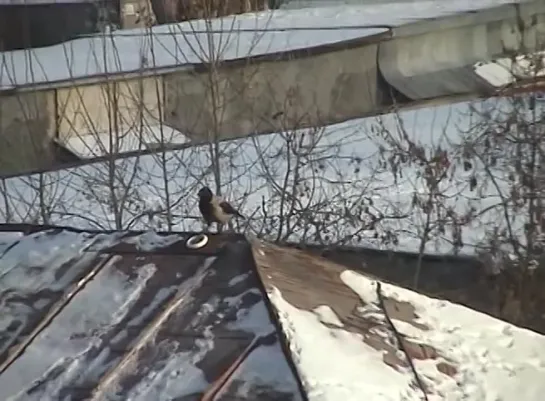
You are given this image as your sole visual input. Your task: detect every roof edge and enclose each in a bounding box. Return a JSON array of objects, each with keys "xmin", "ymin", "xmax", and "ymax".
[
  {"xmin": 282, "ymin": 241, "xmax": 481, "ymax": 264},
  {"xmin": 247, "ymin": 238, "xmax": 310, "ymax": 401},
  {"xmin": 0, "ymin": 223, "xmax": 246, "ymax": 240}
]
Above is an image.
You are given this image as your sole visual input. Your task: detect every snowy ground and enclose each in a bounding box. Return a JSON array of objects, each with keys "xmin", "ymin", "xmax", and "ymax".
[
  {"xmin": 0, "ymin": 0, "xmax": 523, "ymax": 88},
  {"xmin": 269, "ymin": 269, "xmax": 545, "ymax": 401},
  {"xmin": 0, "ymin": 95, "xmax": 538, "ymax": 257}
]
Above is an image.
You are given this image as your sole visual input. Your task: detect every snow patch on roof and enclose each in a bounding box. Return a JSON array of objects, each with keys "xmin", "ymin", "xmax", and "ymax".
[
  {"xmin": 0, "ymin": 256, "xmax": 158, "ymax": 400},
  {"xmin": 117, "ymin": 337, "xmax": 212, "ymax": 400},
  {"xmin": 340, "ymin": 270, "xmax": 545, "ymax": 401},
  {"xmin": 0, "ymin": 230, "xmax": 95, "ymax": 287},
  {"xmin": 270, "ymin": 287, "xmax": 421, "ymax": 401},
  {"xmin": 475, "ymin": 53, "xmax": 545, "ymax": 87},
  {"xmin": 225, "ymin": 288, "xmax": 277, "ymax": 336},
  {"xmin": 269, "ymin": 269, "xmax": 545, "ymax": 401},
  {"xmin": 0, "ymin": 8, "xmax": 386, "ymax": 88},
  {"xmin": 312, "ymin": 305, "xmax": 344, "ymax": 327},
  {"xmin": 123, "ymin": 231, "xmax": 182, "ymax": 251},
  {"xmin": 0, "ymin": 231, "xmax": 23, "ymax": 254}
]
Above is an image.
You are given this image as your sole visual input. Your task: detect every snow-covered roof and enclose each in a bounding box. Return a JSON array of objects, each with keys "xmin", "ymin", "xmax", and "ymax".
[
  {"xmin": 252, "ymin": 241, "xmax": 545, "ymax": 401},
  {"xmin": 2, "ymin": 223, "xmax": 545, "ymax": 400},
  {"xmin": 0, "ymin": 225, "xmax": 303, "ymax": 401},
  {"xmin": 0, "ymin": 0, "xmax": 524, "ymax": 89}
]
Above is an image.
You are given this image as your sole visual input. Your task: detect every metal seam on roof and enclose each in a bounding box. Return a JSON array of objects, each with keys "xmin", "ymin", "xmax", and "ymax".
[
  {"xmin": 0, "ymin": 254, "xmax": 117, "ymax": 375},
  {"xmin": 250, "ymin": 241, "xmax": 311, "ymax": 401}
]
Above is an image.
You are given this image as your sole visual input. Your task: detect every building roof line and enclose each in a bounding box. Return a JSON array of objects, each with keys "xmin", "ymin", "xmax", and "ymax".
[{"xmin": 248, "ymin": 238, "xmax": 311, "ymax": 401}]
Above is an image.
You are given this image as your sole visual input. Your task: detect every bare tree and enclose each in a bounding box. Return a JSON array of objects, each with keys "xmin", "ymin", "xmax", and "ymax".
[
  {"xmin": 456, "ymin": 54, "xmax": 545, "ymax": 327},
  {"xmin": 368, "ymin": 107, "xmax": 470, "ymax": 288}
]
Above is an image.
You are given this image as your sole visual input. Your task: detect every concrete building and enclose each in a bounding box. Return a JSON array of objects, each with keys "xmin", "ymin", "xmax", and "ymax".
[{"xmin": 0, "ymin": 0, "xmax": 544, "ymax": 176}]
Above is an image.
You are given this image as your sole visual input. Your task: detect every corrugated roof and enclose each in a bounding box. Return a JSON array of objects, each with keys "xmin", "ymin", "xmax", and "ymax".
[{"xmin": 0, "ymin": 225, "xmax": 304, "ymax": 401}]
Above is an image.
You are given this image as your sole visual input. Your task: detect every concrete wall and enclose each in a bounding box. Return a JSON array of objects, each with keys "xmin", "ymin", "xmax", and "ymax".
[
  {"xmin": 1, "ymin": 0, "xmax": 545, "ymax": 176},
  {"xmin": 0, "ymin": 76, "xmax": 163, "ymax": 174},
  {"xmin": 0, "ymin": 41, "xmax": 382, "ymax": 175},
  {"xmin": 0, "ymin": 91, "xmax": 56, "ymax": 175},
  {"xmin": 164, "ymin": 43, "xmax": 381, "ymax": 141},
  {"xmin": 379, "ymin": 1, "xmax": 545, "ymax": 99},
  {"xmin": 56, "ymin": 77, "xmax": 163, "ymax": 144}
]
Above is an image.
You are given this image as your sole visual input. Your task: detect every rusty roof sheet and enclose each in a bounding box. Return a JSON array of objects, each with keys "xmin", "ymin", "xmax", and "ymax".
[
  {"xmin": 0, "ymin": 225, "xmax": 304, "ymax": 401},
  {"xmin": 250, "ymin": 241, "xmax": 444, "ymax": 374},
  {"xmin": 250, "ymin": 240, "xmax": 545, "ymax": 401}
]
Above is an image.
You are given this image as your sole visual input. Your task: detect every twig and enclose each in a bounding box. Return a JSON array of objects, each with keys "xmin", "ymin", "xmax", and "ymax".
[{"xmin": 376, "ymin": 282, "xmax": 429, "ymax": 401}]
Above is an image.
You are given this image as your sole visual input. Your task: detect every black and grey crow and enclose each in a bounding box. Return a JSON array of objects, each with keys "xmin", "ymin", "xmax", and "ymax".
[{"xmin": 198, "ymin": 186, "xmax": 244, "ymax": 231}]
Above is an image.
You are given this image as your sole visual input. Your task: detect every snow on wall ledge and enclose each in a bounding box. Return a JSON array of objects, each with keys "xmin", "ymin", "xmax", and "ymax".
[
  {"xmin": 0, "ymin": 0, "xmax": 535, "ymax": 90},
  {"xmin": 268, "ymin": 270, "xmax": 545, "ymax": 401},
  {"xmin": 0, "ymin": 9, "xmax": 387, "ymax": 89}
]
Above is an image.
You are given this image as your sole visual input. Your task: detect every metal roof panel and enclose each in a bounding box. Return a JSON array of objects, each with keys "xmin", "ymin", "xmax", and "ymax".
[{"xmin": 0, "ymin": 226, "xmax": 304, "ymax": 401}]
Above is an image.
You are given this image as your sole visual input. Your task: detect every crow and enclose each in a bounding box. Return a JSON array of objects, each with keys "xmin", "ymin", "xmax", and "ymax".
[{"xmin": 198, "ymin": 186, "xmax": 244, "ymax": 231}]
